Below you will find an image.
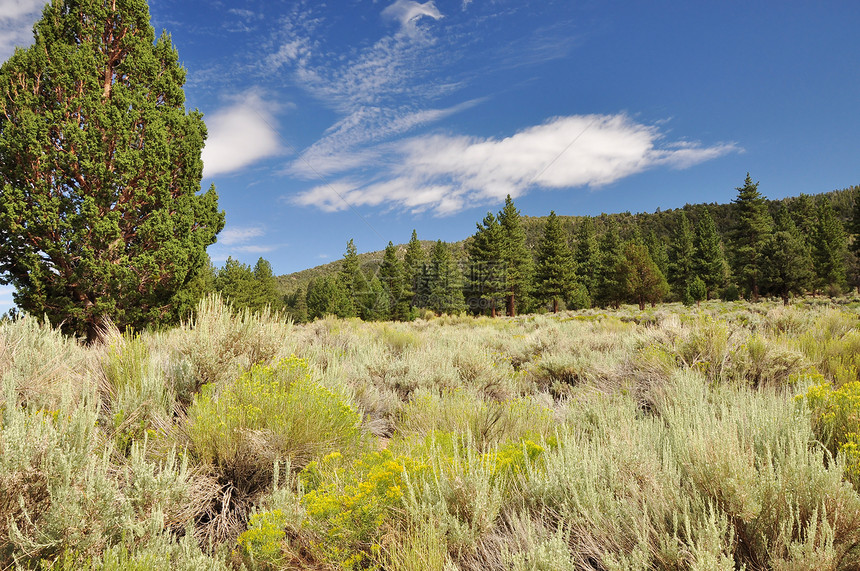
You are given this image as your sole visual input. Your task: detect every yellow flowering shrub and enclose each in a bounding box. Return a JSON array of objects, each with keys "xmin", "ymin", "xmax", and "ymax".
[
  {"xmin": 797, "ymin": 381, "xmax": 860, "ymax": 486},
  {"xmin": 187, "ymin": 356, "xmax": 364, "ymax": 473},
  {"xmin": 299, "ymin": 449, "xmax": 429, "ymax": 569},
  {"xmin": 236, "ymin": 509, "xmax": 288, "ymax": 568}
]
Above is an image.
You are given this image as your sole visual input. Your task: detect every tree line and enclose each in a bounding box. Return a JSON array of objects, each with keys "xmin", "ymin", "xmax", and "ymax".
[{"xmin": 241, "ymin": 175, "xmax": 856, "ymax": 322}]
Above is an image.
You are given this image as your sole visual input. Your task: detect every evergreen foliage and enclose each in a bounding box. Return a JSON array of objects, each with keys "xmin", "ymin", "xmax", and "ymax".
[
  {"xmin": 306, "ymin": 274, "xmax": 353, "ymax": 320},
  {"xmin": 378, "ymin": 242, "xmax": 410, "ymax": 321},
  {"xmin": 668, "ymin": 211, "xmax": 695, "ymax": 298},
  {"xmin": 535, "ymin": 211, "xmax": 576, "ymax": 313},
  {"xmin": 0, "ymin": 0, "xmax": 224, "ymax": 341},
  {"xmin": 687, "ymin": 275, "xmax": 707, "ymax": 307},
  {"xmin": 693, "ymin": 209, "xmax": 727, "ymax": 299},
  {"xmin": 763, "ymin": 206, "xmax": 814, "ymax": 305},
  {"xmin": 466, "ymin": 212, "xmax": 506, "ymax": 316},
  {"xmin": 645, "ymin": 229, "xmax": 670, "ymax": 280},
  {"xmin": 214, "ymin": 257, "xmax": 282, "ymax": 313},
  {"xmin": 813, "ymin": 201, "xmax": 848, "ymax": 294},
  {"xmin": 620, "ymin": 241, "xmax": 669, "ymax": 310},
  {"xmin": 595, "ymin": 219, "xmax": 625, "ymax": 308},
  {"xmin": 730, "ymin": 174, "xmax": 773, "ymax": 301},
  {"xmin": 574, "ymin": 217, "xmax": 599, "ymax": 304},
  {"xmin": 498, "ymin": 195, "xmax": 534, "ymax": 316},
  {"xmin": 425, "ymin": 241, "xmax": 466, "ymax": 315},
  {"xmin": 403, "ymin": 230, "xmax": 426, "ymax": 309}
]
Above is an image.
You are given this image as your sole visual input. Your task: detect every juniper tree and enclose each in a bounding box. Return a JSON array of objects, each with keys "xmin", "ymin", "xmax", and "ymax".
[
  {"xmin": 535, "ymin": 211, "xmax": 576, "ymax": 313},
  {"xmin": 620, "ymin": 241, "xmax": 669, "ymax": 310},
  {"xmin": 730, "ymin": 174, "xmax": 772, "ymax": 301},
  {"xmin": 0, "ymin": 0, "xmax": 224, "ymax": 341}
]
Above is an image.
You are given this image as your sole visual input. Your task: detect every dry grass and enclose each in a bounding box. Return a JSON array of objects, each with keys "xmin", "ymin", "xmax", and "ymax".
[{"xmin": 2, "ymin": 295, "xmax": 860, "ymax": 569}]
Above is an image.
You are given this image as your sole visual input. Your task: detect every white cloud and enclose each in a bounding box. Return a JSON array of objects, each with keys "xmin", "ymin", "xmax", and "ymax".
[
  {"xmin": 0, "ymin": 0, "xmax": 46, "ymax": 61},
  {"xmin": 292, "ymin": 114, "xmax": 739, "ymax": 215},
  {"xmin": 290, "ymin": 99, "xmax": 481, "ymax": 178},
  {"xmin": 0, "ymin": 286, "xmax": 15, "ymax": 308},
  {"xmin": 218, "ymin": 226, "xmax": 266, "ymax": 246},
  {"xmin": 0, "ymin": 0, "xmax": 45, "ymax": 20},
  {"xmin": 382, "ymin": 0, "xmax": 443, "ymax": 34},
  {"xmin": 201, "ymin": 91, "xmax": 284, "ymax": 178}
]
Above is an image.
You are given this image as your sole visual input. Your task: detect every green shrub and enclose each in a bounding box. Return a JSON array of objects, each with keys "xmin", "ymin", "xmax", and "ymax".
[
  {"xmin": 298, "ymin": 449, "xmax": 430, "ymax": 568},
  {"xmin": 397, "ymin": 389, "xmax": 555, "ymax": 450},
  {"xmin": 177, "ymin": 294, "xmax": 293, "ymax": 389},
  {"xmin": 187, "ymin": 356, "xmax": 365, "ymax": 478},
  {"xmin": 798, "ymin": 381, "xmax": 860, "ymax": 487}
]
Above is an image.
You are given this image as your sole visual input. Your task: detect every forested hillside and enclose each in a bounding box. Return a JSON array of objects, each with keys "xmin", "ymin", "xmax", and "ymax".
[{"xmin": 213, "ymin": 181, "xmax": 858, "ymax": 322}]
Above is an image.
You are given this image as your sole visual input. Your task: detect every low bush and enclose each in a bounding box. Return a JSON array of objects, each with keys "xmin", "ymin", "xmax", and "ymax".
[{"xmin": 187, "ymin": 356, "xmax": 365, "ymax": 479}]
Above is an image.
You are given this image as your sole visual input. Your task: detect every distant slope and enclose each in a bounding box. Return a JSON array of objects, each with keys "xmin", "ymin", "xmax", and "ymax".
[{"xmin": 277, "ymin": 186, "xmax": 857, "ymax": 294}]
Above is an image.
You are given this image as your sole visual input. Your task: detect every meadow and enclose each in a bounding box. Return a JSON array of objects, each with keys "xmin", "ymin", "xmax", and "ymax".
[{"xmin": 2, "ymin": 295, "xmax": 860, "ymax": 570}]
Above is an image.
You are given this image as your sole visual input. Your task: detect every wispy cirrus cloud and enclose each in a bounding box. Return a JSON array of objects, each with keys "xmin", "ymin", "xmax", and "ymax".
[
  {"xmin": 267, "ymin": 1, "xmax": 464, "ymax": 179},
  {"xmin": 382, "ymin": 0, "xmax": 443, "ymax": 35},
  {"xmin": 293, "ymin": 114, "xmax": 740, "ymax": 215},
  {"xmin": 0, "ymin": 0, "xmax": 47, "ymax": 60},
  {"xmin": 201, "ymin": 91, "xmax": 285, "ymax": 178}
]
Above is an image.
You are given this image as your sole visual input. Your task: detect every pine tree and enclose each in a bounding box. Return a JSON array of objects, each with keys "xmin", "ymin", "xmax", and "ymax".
[
  {"xmin": 730, "ymin": 174, "xmax": 773, "ymax": 301},
  {"xmin": 693, "ymin": 209, "xmax": 727, "ymax": 299},
  {"xmin": 851, "ymin": 187, "xmax": 860, "ymax": 256},
  {"xmin": 812, "ymin": 201, "xmax": 848, "ymax": 295},
  {"xmin": 595, "ymin": 219, "xmax": 625, "ymax": 308},
  {"xmin": 426, "ymin": 241, "xmax": 466, "ymax": 315},
  {"xmin": 252, "ymin": 258, "xmax": 282, "ymax": 311},
  {"xmin": 284, "ymin": 286, "xmax": 308, "ymax": 323},
  {"xmin": 535, "ymin": 211, "xmax": 576, "ymax": 312},
  {"xmin": 403, "ymin": 230, "xmax": 426, "ymax": 310},
  {"xmin": 378, "ymin": 241, "xmax": 409, "ymax": 320},
  {"xmin": 339, "ymin": 239, "xmax": 363, "ymax": 313},
  {"xmin": 620, "ymin": 241, "xmax": 669, "ymax": 310},
  {"xmin": 466, "ymin": 212, "xmax": 505, "ymax": 316},
  {"xmin": 214, "ymin": 257, "xmax": 256, "ymax": 310},
  {"xmin": 763, "ymin": 206, "xmax": 813, "ymax": 305},
  {"xmin": 0, "ymin": 0, "xmax": 224, "ymax": 341},
  {"xmin": 791, "ymin": 193, "xmax": 818, "ymax": 243},
  {"xmin": 668, "ymin": 211, "xmax": 695, "ymax": 298},
  {"xmin": 306, "ymin": 275, "xmax": 353, "ymax": 320},
  {"xmin": 574, "ymin": 217, "xmax": 599, "ymax": 304},
  {"xmin": 498, "ymin": 195, "xmax": 534, "ymax": 316},
  {"xmin": 645, "ymin": 230, "xmax": 670, "ymax": 280}
]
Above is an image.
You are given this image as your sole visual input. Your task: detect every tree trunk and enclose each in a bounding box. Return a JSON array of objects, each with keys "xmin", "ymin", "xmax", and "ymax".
[
  {"xmin": 552, "ymin": 299, "xmax": 559, "ymax": 313},
  {"xmin": 507, "ymin": 294, "xmax": 516, "ymax": 317}
]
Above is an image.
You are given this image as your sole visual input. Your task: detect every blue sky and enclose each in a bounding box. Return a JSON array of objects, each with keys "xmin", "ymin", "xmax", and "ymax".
[{"xmin": 1, "ymin": 0, "xmax": 859, "ymax": 299}]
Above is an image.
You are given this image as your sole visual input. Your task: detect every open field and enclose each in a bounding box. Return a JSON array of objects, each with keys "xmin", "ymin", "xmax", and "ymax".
[{"xmin": 2, "ymin": 296, "xmax": 860, "ymax": 569}]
